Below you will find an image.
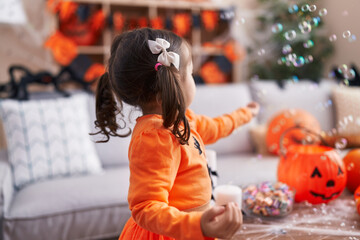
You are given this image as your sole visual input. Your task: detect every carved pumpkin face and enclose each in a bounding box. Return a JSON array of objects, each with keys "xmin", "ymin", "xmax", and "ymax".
[
  {"xmin": 278, "ymin": 145, "xmax": 347, "ymax": 204},
  {"xmin": 343, "ymin": 148, "xmax": 360, "ymax": 193},
  {"xmin": 355, "ymin": 186, "xmax": 360, "ymax": 215},
  {"xmin": 266, "ymin": 109, "xmax": 321, "ymax": 155}
]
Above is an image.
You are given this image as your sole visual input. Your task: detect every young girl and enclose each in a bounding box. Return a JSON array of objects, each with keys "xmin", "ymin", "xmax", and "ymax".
[{"xmin": 93, "ymin": 28, "xmax": 259, "ymax": 240}]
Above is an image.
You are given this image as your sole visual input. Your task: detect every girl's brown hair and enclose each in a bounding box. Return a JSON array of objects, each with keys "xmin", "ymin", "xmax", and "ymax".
[{"xmin": 92, "ymin": 28, "xmax": 190, "ymax": 144}]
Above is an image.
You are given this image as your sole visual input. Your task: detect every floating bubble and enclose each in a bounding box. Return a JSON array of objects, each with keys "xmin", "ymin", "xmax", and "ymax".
[
  {"xmin": 277, "ymin": 57, "xmax": 287, "ymax": 65},
  {"xmin": 335, "ymin": 138, "xmax": 347, "ymax": 149},
  {"xmin": 257, "ymin": 48, "xmax": 266, "ymax": 56},
  {"xmin": 286, "ymin": 53, "xmax": 297, "ymax": 62},
  {"xmin": 319, "ymin": 8, "xmax": 328, "ymax": 16},
  {"xmin": 303, "ymin": 40, "xmax": 314, "ymax": 48},
  {"xmin": 329, "ymin": 34, "xmax": 337, "ymax": 42},
  {"xmin": 343, "ymin": 30, "xmax": 351, "ymax": 39},
  {"xmin": 282, "ymin": 44, "xmax": 292, "ymax": 54},
  {"xmin": 304, "ymin": 55, "xmax": 314, "ymax": 63},
  {"xmin": 272, "ymin": 23, "xmax": 283, "ymax": 33},
  {"xmin": 291, "ymin": 75, "xmax": 299, "ymax": 82},
  {"xmin": 342, "ymin": 10, "xmax": 349, "ymax": 16},
  {"xmin": 288, "ymin": 4, "xmax": 299, "ymax": 14},
  {"xmin": 309, "ymin": 17, "xmax": 320, "ymax": 27},
  {"xmin": 301, "ymin": 4, "xmax": 310, "ymax": 12},
  {"xmin": 240, "ymin": 17, "xmax": 246, "ymax": 24},
  {"xmin": 338, "ymin": 64, "xmax": 356, "ymax": 79},
  {"xmin": 284, "ymin": 30, "xmax": 296, "ymax": 41},
  {"xmin": 293, "ymin": 56, "xmax": 305, "ymax": 67},
  {"xmin": 299, "ymin": 21, "xmax": 312, "ymax": 34},
  {"xmin": 348, "ymin": 34, "xmax": 357, "ymax": 43},
  {"xmin": 309, "ymin": 5, "xmax": 317, "ymax": 12}
]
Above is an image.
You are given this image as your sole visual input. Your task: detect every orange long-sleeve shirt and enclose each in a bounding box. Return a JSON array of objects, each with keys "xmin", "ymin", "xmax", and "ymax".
[{"xmin": 121, "ymin": 107, "xmax": 252, "ymax": 240}]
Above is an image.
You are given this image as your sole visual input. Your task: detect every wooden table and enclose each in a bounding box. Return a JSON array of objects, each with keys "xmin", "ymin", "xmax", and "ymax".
[{"xmin": 232, "ymin": 190, "xmax": 360, "ymax": 240}]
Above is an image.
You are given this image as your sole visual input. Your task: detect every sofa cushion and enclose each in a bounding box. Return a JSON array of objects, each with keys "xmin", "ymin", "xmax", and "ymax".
[
  {"xmin": 250, "ymin": 79, "xmax": 338, "ymax": 131},
  {"xmin": 88, "ymin": 95, "xmax": 142, "ymax": 168},
  {"xmin": 190, "ymin": 83, "xmax": 256, "ymax": 154},
  {"xmin": 3, "ymin": 167, "xmax": 130, "ymax": 240},
  {"xmin": 0, "ymin": 94, "xmax": 102, "ymax": 190}
]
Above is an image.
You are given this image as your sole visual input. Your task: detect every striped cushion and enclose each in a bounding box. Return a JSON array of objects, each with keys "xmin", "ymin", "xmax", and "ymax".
[{"xmin": 0, "ymin": 93, "xmax": 102, "ymax": 189}]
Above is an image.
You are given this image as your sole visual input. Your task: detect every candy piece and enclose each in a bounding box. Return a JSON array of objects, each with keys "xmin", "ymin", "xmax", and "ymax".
[{"xmin": 243, "ymin": 181, "xmax": 294, "ymax": 217}]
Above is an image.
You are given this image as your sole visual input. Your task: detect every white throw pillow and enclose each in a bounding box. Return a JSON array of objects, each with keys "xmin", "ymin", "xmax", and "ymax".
[
  {"xmin": 249, "ymin": 79, "xmax": 338, "ymax": 131},
  {"xmin": 0, "ymin": 94, "xmax": 102, "ymax": 189}
]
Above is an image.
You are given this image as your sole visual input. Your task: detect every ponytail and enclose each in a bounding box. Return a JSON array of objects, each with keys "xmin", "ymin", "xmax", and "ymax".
[
  {"xmin": 91, "ymin": 72, "xmax": 130, "ymax": 143},
  {"xmin": 156, "ymin": 66, "xmax": 190, "ymax": 145}
]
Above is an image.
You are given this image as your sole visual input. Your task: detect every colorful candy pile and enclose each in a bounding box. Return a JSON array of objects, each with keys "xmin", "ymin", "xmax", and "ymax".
[{"xmin": 243, "ymin": 181, "xmax": 294, "ymax": 217}]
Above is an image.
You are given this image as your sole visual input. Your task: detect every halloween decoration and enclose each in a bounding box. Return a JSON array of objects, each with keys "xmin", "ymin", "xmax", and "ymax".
[
  {"xmin": 277, "ymin": 127, "xmax": 346, "ymax": 204},
  {"xmin": 266, "ymin": 109, "xmax": 321, "ymax": 155},
  {"xmin": 200, "ymin": 61, "xmax": 228, "ymax": 84},
  {"xmin": 44, "ymin": 31, "xmax": 78, "ymax": 66},
  {"xmin": 201, "ymin": 10, "xmax": 218, "ymax": 31},
  {"xmin": 172, "ymin": 13, "xmax": 191, "ymax": 37},
  {"xmin": 343, "ymin": 148, "xmax": 360, "ymax": 193},
  {"xmin": 355, "ymin": 186, "xmax": 360, "ymax": 215},
  {"xmin": 150, "ymin": 16, "xmax": 164, "ymax": 30}
]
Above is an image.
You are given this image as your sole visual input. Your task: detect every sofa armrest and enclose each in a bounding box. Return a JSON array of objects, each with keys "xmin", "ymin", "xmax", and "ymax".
[{"xmin": 0, "ymin": 150, "xmax": 13, "ymax": 218}]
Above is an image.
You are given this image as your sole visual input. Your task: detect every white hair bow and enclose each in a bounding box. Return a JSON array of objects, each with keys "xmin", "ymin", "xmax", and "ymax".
[{"xmin": 148, "ymin": 38, "xmax": 180, "ymax": 71}]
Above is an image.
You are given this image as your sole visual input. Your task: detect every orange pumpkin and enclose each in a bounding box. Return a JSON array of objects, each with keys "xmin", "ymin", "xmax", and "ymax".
[
  {"xmin": 355, "ymin": 186, "xmax": 360, "ymax": 215},
  {"xmin": 343, "ymin": 148, "xmax": 360, "ymax": 193},
  {"xmin": 266, "ymin": 109, "xmax": 321, "ymax": 155},
  {"xmin": 278, "ymin": 145, "xmax": 347, "ymax": 204}
]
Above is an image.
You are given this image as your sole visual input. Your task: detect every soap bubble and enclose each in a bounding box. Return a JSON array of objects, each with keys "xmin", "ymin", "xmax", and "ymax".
[
  {"xmin": 303, "ymin": 40, "xmax": 314, "ymax": 48},
  {"xmin": 284, "ymin": 30, "xmax": 296, "ymax": 41},
  {"xmin": 309, "ymin": 5, "xmax": 317, "ymax": 12},
  {"xmin": 272, "ymin": 23, "xmax": 283, "ymax": 33},
  {"xmin": 291, "ymin": 75, "xmax": 299, "ymax": 82},
  {"xmin": 277, "ymin": 57, "xmax": 287, "ymax": 65},
  {"xmin": 288, "ymin": 4, "xmax": 299, "ymax": 14},
  {"xmin": 286, "ymin": 53, "xmax": 297, "ymax": 62},
  {"xmin": 319, "ymin": 8, "xmax": 328, "ymax": 16},
  {"xmin": 348, "ymin": 34, "xmax": 357, "ymax": 43},
  {"xmin": 282, "ymin": 44, "xmax": 292, "ymax": 54},
  {"xmin": 343, "ymin": 30, "xmax": 351, "ymax": 39},
  {"xmin": 293, "ymin": 56, "xmax": 305, "ymax": 67},
  {"xmin": 342, "ymin": 10, "xmax": 349, "ymax": 16},
  {"xmin": 338, "ymin": 64, "xmax": 356, "ymax": 79},
  {"xmin": 301, "ymin": 4, "xmax": 310, "ymax": 12},
  {"xmin": 335, "ymin": 138, "xmax": 347, "ymax": 149},
  {"xmin": 329, "ymin": 34, "xmax": 337, "ymax": 42},
  {"xmin": 257, "ymin": 48, "xmax": 266, "ymax": 56},
  {"xmin": 309, "ymin": 17, "xmax": 320, "ymax": 27},
  {"xmin": 304, "ymin": 55, "xmax": 314, "ymax": 63},
  {"xmin": 299, "ymin": 21, "xmax": 312, "ymax": 34}
]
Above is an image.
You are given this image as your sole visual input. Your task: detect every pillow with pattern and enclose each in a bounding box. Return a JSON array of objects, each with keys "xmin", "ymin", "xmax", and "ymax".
[{"xmin": 0, "ymin": 93, "xmax": 102, "ymax": 189}]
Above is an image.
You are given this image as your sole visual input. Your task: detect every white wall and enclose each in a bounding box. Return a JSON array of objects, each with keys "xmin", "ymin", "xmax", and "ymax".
[{"xmin": 318, "ymin": 0, "xmax": 360, "ymax": 76}]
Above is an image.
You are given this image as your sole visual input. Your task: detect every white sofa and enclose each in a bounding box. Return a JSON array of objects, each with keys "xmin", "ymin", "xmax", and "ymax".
[{"xmin": 0, "ymin": 79, "xmax": 338, "ymax": 240}]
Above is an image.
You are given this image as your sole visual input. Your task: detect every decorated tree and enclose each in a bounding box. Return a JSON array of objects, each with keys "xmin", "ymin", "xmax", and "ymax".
[{"xmin": 248, "ymin": 0, "xmax": 334, "ymax": 82}]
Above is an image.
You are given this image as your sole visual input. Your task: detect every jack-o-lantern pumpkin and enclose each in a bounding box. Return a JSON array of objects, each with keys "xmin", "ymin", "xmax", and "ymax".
[
  {"xmin": 278, "ymin": 145, "xmax": 347, "ymax": 204},
  {"xmin": 343, "ymin": 148, "xmax": 360, "ymax": 193},
  {"xmin": 355, "ymin": 186, "xmax": 360, "ymax": 215},
  {"xmin": 266, "ymin": 109, "xmax": 321, "ymax": 155}
]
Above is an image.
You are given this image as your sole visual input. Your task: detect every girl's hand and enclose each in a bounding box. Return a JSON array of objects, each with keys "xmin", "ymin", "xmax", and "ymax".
[
  {"xmin": 246, "ymin": 102, "xmax": 260, "ymax": 117},
  {"xmin": 200, "ymin": 202, "xmax": 242, "ymax": 239}
]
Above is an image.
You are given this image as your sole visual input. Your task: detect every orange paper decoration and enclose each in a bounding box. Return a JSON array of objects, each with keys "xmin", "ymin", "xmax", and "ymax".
[
  {"xmin": 90, "ymin": 10, "xmax": 106, "ymax": 32},
  {"xmin": 278, "ymin": 145, "xmax": 346, "ymax": 204},
  {"xmin": 84, "ymin": 63, "xmax": 105, "ymax": 83},
  {"xmin": 266, "ymin": 109, "xmax": 321, "ymax": 155},
  {"xmin": 343, "ymin": 148, "xmax": 360, "ymax": 193},
  {"xmin": 201, "ymin": 10, "xmax": 218, "ymax": 31},
  {"xmin": 200, "ymin": 62, "xmax": 228, "ymax": 84},
  {"xmin": 150, "ymin": 16, "xmax": 164, "ymax": 29},
  {"xmin": 138, "ymin": 17, "xmax": 148, "ymax": 28},
  {"xmin": 44, "ymin": 31, "xmax": 78, "ymax": 66},
  {"xmin": 172, "ymin": 13, "xmax": 191, "ymax": 37},
  {"xmin": 113, "ymin": 12, "xmax": 125, "ymax": 32},
  {"xmin": 58, "ymin": 1, "xmax": 78, "ymax": 21}
]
